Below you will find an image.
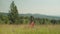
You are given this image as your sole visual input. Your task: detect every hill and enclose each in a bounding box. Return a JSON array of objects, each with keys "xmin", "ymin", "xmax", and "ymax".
[
  {"xmin": 19, "ymin": 14, "xmax": 60, "ymax": 20},
  {"xmin": 0, "ymin": 12, "xmax": 60, "ymax": 20}
]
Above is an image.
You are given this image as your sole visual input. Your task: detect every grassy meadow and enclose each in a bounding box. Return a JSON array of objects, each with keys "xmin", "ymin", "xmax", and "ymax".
[{"xmin": 0, "ymin": 24, "xmax": 60, "ymax": 34}]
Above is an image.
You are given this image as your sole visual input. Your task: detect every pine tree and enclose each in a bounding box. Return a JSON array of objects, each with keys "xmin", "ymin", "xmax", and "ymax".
[{"xmin": 9, "ymin": 1, "xmax": 19, "ymax": 24}]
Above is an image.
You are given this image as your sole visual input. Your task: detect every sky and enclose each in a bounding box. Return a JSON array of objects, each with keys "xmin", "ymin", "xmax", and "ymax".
[{"xmin": 0, "ymin": 0, "xmax": 60, "ymax": 16}]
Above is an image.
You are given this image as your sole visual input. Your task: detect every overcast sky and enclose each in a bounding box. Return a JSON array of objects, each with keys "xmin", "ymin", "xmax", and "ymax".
[{"xmin": 0, "ymin": 0, "xmax": 60, "ymax": 16}]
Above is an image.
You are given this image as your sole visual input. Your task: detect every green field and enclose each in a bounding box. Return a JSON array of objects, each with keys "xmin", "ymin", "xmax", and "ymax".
[{"xmin": 0, "ymin": 24, "xmax": 60, "ymax": 34}]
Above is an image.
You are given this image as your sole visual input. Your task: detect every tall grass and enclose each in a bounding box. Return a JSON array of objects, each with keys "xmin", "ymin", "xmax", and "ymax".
[{"xmin": 0, "ymin": 24, "xmax": 60, "ymax": 34}]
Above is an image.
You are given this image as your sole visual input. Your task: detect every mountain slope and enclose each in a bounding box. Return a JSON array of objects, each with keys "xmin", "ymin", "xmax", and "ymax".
[
  {"xmin": 0, "ymin": 12, "xmax": 60, "ymax": 20},
  {"xmin": 19, "ymin": 14, "xmax": 60, "ymax": 20}
]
